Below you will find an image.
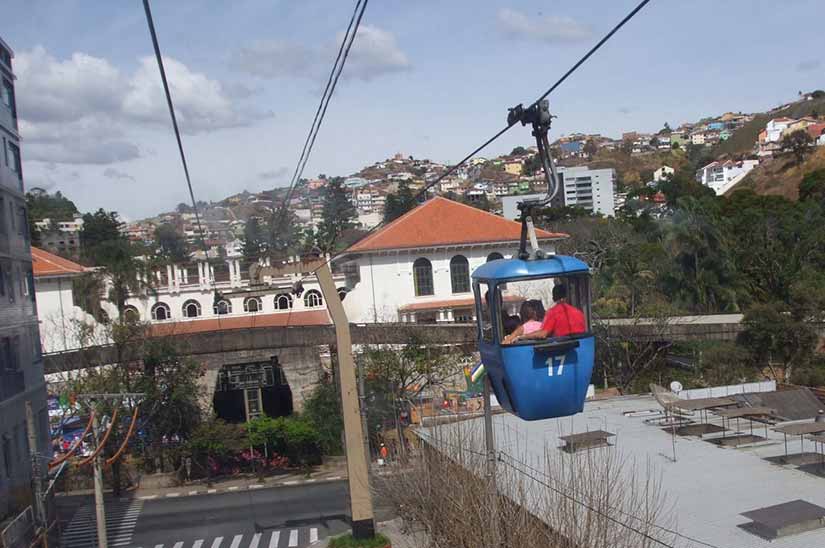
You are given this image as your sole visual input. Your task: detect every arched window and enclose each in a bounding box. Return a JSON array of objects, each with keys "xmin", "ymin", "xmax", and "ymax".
[
  {"xmin": 244, "ymin": 296, "xmax": 262, "ymax": 313},
  {"xmin": 450, "ymin": 255, "xmax": 470, "ymax": 294},
  {"xmin": 413, "ymin": 258, "xmax": 434, "ymax": 296},
  {"xmin": 123, "ymin": 305, "xmax": 140, "ymax": 322},
  {"xmin": 304, "ymin": 290, "xmax": 323, "ymax": 308},
  {"xmin": 151, "ymin": 302, "xmax": 171, "ymax": 321},
  {"xmin": 486, "ymin": 252, "xmax": 504, "ymax": 262},
  {"xmin": 275, "ymin": 294, "xmax": 293, "ymax": 310},
  {"xmin": 214, "ymin": 300, "xmax": 232, "ymax": 315},
  {"xmin": 182, "ymin": 299, "xmax": 202, "ymax": 318}
]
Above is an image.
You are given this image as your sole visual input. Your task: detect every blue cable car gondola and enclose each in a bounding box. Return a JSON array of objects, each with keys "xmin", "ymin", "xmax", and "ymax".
[{"xmin": 470, "ymin": 99, "xmax": 595, "ymax": 421}]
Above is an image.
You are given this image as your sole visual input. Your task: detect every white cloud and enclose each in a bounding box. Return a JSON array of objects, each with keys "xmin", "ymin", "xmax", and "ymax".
[
  {"xmin": 340, "ymin": 25, "xmax": 411, "ymax": 81},
  {"xmin": 103, "ymin": 167, "xmax": 135, "ymax": 182},
  {"xmin": 14, "ymin": 47, "xmax": 262, "ymax": 166},
  {"xmin": 497, "ymin": 8, "xmax": 592, "ymax": 44},
  {"xmin": 230, "ymin": 25, "xmax": 410, "ymax": 82},
  {"xmin": 124, "ymin": 56, "xmax": 258, "ymax": 132}
]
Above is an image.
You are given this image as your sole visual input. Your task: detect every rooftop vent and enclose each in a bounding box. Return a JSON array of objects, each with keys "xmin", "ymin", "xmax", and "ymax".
[{"xmin": 739, "ymin": 499, "xmax": 825, "ymax": 540}]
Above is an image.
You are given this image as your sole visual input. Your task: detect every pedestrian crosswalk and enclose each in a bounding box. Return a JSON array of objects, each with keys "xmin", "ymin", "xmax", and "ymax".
[
  {"xmin": 60, "ymin": 499, "xmax": 143, "ymax": 547},
  {"xmin": 134, "ymin": 528, "xmax": 323, "ymax": 548}
]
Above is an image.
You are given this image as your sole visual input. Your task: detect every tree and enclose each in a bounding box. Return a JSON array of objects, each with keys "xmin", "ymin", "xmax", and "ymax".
[
  {"xmin": 241, "ymin": 217, "xmax": 268, "ymax": 262},
  {"xmin": 658, "ymin": 122, "xmax": 672, "ymax": 135},
  {"xmin": 80, "ymin": 209, "xmax": 126, "ymax": 266},
  {"xmin": 80, "ymin": 209, "xmax": 151, "ymax": 315},
  {"xmin": 521, "ymin": 154, "xmax": 542, "ymax": 176},
  {"xmin": 154, "ymin": 223, "xmax": 189, "ymax": 263},
  {"xmin": 362, "ymin": 338, "xmax": 464, "ymax": 456},
  {"xmin": 781, "ymin": 129, "xmax": 813, "ymax": 164},
  {"xmin": 799, "ymin": 168, "xmax": 825, "ymax": 202},
  {"xmin": 620, "ymin": 140, "xmax": 633, "ymax": 156},
  {"xmin": 176, "ymin": 202, "xmax": 193, "ymax": 214},
  {"xmin": 302, "ymin": 381, "xmax": 343, "ymax": 455},
  {"xmin": 68, "ymin": 319, "xmax": 204, "ymax": 494},
  {"xmin": 317, "ymin": 177, "xmax": 356, "ymax": 251},
  {"xmin": 583, "ymin": 139, "xmax": 598, "ymax": 159},
  {"xmin": 594, "ymin": 308, "xmax": 675, "ymax": 393},
  {"xmin": 737, "ymin": 303, "xmax": 818, "ymax": 382},
  {"xmin": 25, "ymin": 188, "xmax": 79, "ymax": 221},
  {"xmin": 26, "ymin": 189, "xmax": 80, "ymax": 247},
  {"xmin": 510, "ymin": 146, "xmax": 528, "ymax": 156},
  {"xmin": 383, "ymin": 180, "xmax": 417, "ymax": 223}
]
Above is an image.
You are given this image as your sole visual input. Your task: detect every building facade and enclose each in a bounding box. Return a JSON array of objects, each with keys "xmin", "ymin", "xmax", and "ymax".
[
  {"xmin": 335, "ymin": 197, "xmax": 566, "ymax": 324},
  {"xmin": 696, "ymin": 159, "xmax": 759, "ymax": 195},
  {"xmin": 0, "ymin": 37, "xmax": 49, "ymax": 520},
  {"xmin": 556, "ymin": 166, "xmax": 616, "ymax": 217},
  {"xmin": 101, "ymin": 254, "xmax": 345, "ymax": 332},
  {"xmin": 31, "ymin": 247, "xmax": 89, "ymax": 353}
]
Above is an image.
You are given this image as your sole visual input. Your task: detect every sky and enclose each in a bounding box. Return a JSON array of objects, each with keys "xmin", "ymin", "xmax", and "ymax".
[{"xmin": 3, "ymin": 0, "xmax": 824, "ymax": 219}]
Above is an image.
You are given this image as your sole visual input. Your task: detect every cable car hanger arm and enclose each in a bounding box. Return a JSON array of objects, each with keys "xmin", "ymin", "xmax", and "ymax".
[{"xmin": 507, "ymin": 99, "xmax": 562, "ymax": 260}]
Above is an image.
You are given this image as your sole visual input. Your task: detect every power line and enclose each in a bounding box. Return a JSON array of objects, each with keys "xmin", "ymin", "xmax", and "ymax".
[
  {"xmin": 498, "ymin": 451, "xmax": 731, "ymax": 548},
  {"xmin": 142, "ymin": 0, "xmax": 207, "ymax": 253},
  {"xmin": 294, "ymin": 0, "xmax": 653, "ymax": 283},
  {"xmin": 497, "ymin": 453, "xmax": 678, "ymax": 548},
  {"xmin": 272, "ymin": 0, "xmax": 368, "ymax": 247}
]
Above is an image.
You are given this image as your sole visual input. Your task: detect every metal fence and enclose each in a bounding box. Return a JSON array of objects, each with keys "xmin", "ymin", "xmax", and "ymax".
[{"xmin": 1, "ymin": 506, "xmax": 34, "ymax": 548}]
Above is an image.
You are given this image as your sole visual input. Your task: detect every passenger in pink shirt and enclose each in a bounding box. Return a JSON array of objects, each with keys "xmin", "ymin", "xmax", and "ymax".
[{"xmin": 504, "ymin": 300, "xmax": 546, "ymax": 343}]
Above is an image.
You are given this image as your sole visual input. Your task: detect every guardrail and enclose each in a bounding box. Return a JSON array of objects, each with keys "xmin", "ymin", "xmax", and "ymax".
[{"xmin": 1, "ymin": 506, "xmax": 34, "ymax": 548}]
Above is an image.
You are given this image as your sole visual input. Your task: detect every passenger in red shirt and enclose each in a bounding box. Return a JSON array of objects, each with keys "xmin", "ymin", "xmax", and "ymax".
[{"xmin": 509, "ymin": 284, "xmax": 586, "ymax": 342}]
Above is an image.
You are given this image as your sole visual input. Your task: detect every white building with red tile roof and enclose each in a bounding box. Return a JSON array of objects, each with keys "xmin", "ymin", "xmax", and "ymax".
[
  {"xmin": 335, "ymin": 197, "xmax": 567, "ymax": 323},
  {"xmin": 31, "ymin": 247, "xmax": 93, "ymax": 352}
]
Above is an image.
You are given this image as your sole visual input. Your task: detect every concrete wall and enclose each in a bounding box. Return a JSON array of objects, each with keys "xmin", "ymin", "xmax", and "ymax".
[
  {"xmin": 196, "ymin": 346, "xmax": 326, "ymax": 414},
  {"xmin": 34, "ymin": 275, "xmax": 95, "ymax": 353}
]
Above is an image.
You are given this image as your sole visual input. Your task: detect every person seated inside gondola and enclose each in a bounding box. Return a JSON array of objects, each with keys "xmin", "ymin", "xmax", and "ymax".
[
  {"xmin": 486, "ymin": 289, "xmax": 521, "ymax": 336},
  {"xmin": 505, "ymin": 284, "xmax": 585, "ymax": 343},
  {"xmin": 502, "ymin": 300, "xmax": 545, "ymax": 343}
]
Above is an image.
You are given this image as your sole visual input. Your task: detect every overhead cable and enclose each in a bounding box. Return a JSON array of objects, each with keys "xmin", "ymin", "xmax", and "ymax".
[
  {"xmin": 272, "ymin": 0, "xmax": 369, "ymax": 245},
  {"xmin": 142, "ymin": 0, "xmax": 208, "ymax": 252},
  {"xmin": 295, "ymin": 0, "xmax": 654, "ymax": 282}
]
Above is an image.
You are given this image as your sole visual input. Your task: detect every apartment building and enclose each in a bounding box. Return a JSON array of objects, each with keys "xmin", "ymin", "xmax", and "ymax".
[{"xmin": 0, "ymin": 36, "xmax": 49, "ymax": 521}]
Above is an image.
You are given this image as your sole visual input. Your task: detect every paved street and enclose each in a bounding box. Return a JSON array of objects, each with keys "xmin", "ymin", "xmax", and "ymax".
[{"xmin": 57, "ymin": 480, "xmax": 376, "ymax": 548}]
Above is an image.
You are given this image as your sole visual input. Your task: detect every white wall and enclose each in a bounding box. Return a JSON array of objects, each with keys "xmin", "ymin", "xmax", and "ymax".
[
  {"xmin": 340, "ymin": 244, "xmax": 552, "ymax": 323},
  {"xmin": 34, "ymin": 276, "xmax": 100, "ymax": 353}
]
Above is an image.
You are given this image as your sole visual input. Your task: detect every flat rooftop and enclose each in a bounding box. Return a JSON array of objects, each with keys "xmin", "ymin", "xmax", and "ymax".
[{"xmin": 428, "ymin": 391, "xmax": 825, "ymax": 548}]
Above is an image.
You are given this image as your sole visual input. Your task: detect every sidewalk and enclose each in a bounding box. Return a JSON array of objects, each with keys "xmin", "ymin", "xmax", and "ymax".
[
  {"xmin": 56, "ymin": 457, "xmax": 351, "ymax": 501},
  {"xmin": 134, "ymin": 456, "xmax": 349, "ymax": 500},
  {"xmin": 311, "ymin": 518, "xmax": 428, "ymax": 547}
]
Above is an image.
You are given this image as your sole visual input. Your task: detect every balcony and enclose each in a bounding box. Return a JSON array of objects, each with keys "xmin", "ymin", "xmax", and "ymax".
[{"xmin": 0, "ymin": 370, "xmax": 24, "ymax": 402}]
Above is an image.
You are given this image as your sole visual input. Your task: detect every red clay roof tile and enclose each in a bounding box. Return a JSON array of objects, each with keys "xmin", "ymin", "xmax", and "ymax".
[
  {"xmin": 148, "ymin": 310, "xmax": 330, "ymax": 337},
  {"xmin": 31, "ymin": 247, "xmax": 86, "ymax": 278},
  {"xmin": 346, "ymin": 197, "xmax": 566, "ymax": 253}
]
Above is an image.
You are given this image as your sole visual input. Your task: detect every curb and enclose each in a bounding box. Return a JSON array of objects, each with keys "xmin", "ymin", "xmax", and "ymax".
[{"xmin": 135, "ymin": 475, "xmax": 345, "ymax": 500}]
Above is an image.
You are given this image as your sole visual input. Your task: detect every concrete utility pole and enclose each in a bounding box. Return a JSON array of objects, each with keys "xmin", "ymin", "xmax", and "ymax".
[
  {"xmin": 483, "ymin": 378, "xmax": 500, "ymax": 548},
  {"xmin": 25, "ymin": 401, "xmax": 47, "ymax": 529},
  {"xmin": 251, "ymin": 258, "xmax": 375, "ymax": 538},
  {"xmin": 91, "ymin": 413, "xmax": 108, "ymax": 548}
]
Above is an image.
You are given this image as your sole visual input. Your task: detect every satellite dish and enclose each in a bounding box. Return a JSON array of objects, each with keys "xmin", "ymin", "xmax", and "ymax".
[{"xmin": 670, "ymin": 381, "xmax": 683, "ymax": 393}]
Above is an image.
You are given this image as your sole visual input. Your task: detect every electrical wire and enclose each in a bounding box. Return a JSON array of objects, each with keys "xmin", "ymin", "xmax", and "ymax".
[
  {"xmin": 272, "ymin": 0, "xmax": 368, "ymax": 243},
  {"xmin": 272, "ymin": 0, "xmax": 369, "ymax": 331},
  {"xmin": 290, "ymin": 0, "xmax": 653, "ymax": 286},
  {"xmin": 142, "ymin": 0, "xmax": 207, "ymax": 253},
  {"xmin": 142, "ymin": 0, "xmax": 230, "ymax": 352},
  {"xmin": 497, "ymin": 453, "xmax": 678, "ymax": 548},
  {"xmin": 498, "ymin": 451, "xmax": 731, "ymax": 548}
]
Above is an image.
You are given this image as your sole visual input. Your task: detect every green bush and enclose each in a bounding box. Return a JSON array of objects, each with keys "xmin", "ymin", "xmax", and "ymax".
[
  {"xmin": 303, "ymin": 382, "xmax": 344, "ymax": 455},
  {"xmin": 246, "ymin": 415, "xmax": 321, "ymax": 467},
  {"xmin": 328, "ymin": 533, "xmax": 390, "ymax": 548}
]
